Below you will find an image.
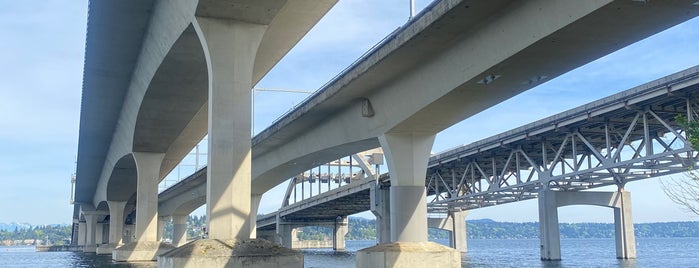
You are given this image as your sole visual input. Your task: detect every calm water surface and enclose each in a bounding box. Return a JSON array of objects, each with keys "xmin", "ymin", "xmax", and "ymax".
[{"xmin": 2, "ymin": 238, "xmax": 698, "ymax": 267}]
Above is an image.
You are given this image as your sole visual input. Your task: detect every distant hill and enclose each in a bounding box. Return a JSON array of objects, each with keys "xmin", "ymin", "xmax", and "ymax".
[
  {"xmin": 296, "ymin": 218, "xmax": 699, "ymax": 240},
  {"xmin": 0, "ymin": 222, "xmax": 31, "ymax": 232}
]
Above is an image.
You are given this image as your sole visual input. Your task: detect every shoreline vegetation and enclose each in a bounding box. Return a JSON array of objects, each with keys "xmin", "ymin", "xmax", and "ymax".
[{"xmin": 3, "ymin": 217, "xmax": 698, "ymax": 247}]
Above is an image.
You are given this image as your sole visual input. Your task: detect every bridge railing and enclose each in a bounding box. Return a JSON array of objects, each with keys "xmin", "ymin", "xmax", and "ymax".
[
  {"xmin": 281, "ymin": 149, "xmax": 384, "ymax": 207},
  {"xmin": 158, "ymin": 138, "xmax": 208, "ymax": 193}
]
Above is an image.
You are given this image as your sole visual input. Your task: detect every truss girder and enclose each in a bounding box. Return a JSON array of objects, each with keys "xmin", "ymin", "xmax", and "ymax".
[{"xmin": 426, "ymin": 69, "xmax": 699, "ymax": 213}]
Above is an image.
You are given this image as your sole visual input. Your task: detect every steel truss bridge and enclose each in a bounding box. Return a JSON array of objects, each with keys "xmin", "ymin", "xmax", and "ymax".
[
  {"xmin": 425, "ymin": 66, "xmax": 699, "ymax": 213},
  {"xmin": 164, "ymin": 66, "xmax": 699, "ymax": 224}
]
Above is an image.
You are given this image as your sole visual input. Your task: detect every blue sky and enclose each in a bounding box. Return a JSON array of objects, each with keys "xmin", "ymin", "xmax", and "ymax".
[{"xmin": 1, "ymin": 0, "xmax": 699, "ymax": 225}]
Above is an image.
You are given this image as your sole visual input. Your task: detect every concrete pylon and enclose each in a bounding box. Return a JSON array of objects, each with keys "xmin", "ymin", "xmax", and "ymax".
[
  {"xmin": 250, "ymin": 194, "xmax": 263, "ymax": 239},
  {"xmin": 538, "ymin": 188, "xmax": 561, "ymax": 261},
  {"xmin": 113, "ymin": 152, "xmax": 174, "ymax": 261},
  {"xmin": 199, "ymin": 17, "xmax": 261, "ymax": 242},
  {"xmin": 77, "ymin": 221, "xmax": 86, "ymax": 246},
  {"xmin": 427, "ymin": 210, "xmax": 468, "ymax": 253},
  {"xmin": 171, "ymin": 215, "xmax": 188, "ymax": 247},
  {"xmin": 97, "ymin": 201, "xmax": 127, "ymax": 255},
  {"xmin": 357, "ymin": 132, "xmax": 460, "ymax": 268},
  {"xmin": 158, "ymin": 17, "xmax": 302, "ymax": 268},
  {"xmin": 538, "ymin": 189, "xmax": 636, "ymax": 260},
  {"xmin": 613, "ymin": 190, "xmax": 636, "ymax": 259},
  {"xmin": 370, "ymin": 182, "xmax": 391, "ymax": 244},
  {"xmin": 277, "ymin": 217, "xmax": 295, "ymax": 248},
  {"xmin": 449, "ymin": 210, "xmax": 468, "ymax": 252},
  {"xmin": 83, "ymin": 214, "xmax": 98, "ymax": 253},
  {"xmin": 157, "ymin": 216, "xmax": 169, "ymax": 242},
  {"xmin": 333, "ymin": 216, "xmax": 349, "ymax": 251},
  {"xmin": 95, "ymin": 222, "xmax": 104, "ymax": 245}
]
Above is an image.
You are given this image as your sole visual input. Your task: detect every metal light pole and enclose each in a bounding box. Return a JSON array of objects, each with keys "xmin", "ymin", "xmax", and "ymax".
[{"xmin": 409, "ymin": 0, "xmax": 415, "ymax": 19}]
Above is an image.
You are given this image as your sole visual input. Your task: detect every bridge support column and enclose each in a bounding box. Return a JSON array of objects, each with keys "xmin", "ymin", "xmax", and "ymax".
[
  {"xmin": 95, "ymin": 222, "xmax": 105, "ymax": 245},
  {"xmin": 333, "ymin": 216, "xmax": 349, "ymax": 251},
  {"xmin": 97, "ymin": 201, "xmax": 126, "ymax": 254},
  {"xmin": 113, "ymin": 153, "xmax": 174, "ymax": 262},
  {"xmin": 77, "ymin": 221, "xmax": 86, "ymax": 246},
  {"xmin": 357, "ymin": 133, "xmax": 460, "ymax": 268},
  {"xmin": 370, "ymin": 182, "xmax": 391, "ymax": 244},
  {"xmin": 446, "ymin": 210, "xmax": 468, "ymax": 252},
  {"xmin": 276, "ymin": 218, "xmax": 295, "ymax": 248},
  {"xmin": 427, "ymin": 210, "xmax": 468, "ymax": 253},
  {"xmin": 158, "ymin": 18, "xmax": 301, "ymax": 268},
  {"xmin": 613, "ymin": 190, "xmax": 636, "ymax": 259},
  {"xmin": 249, "ymin": 194, "xmax": 263, "ymax": 239},
  {"xmin": 83, "ymin": 214, "xmax": 98, "ymax": 253},
  {"xmin": 157, "ymin": 216, "xmax": 168, "ymax": 242},
  {"xmin": 452, "ymin": 210, "xmax": 468, "ymax": 252},
  {"xmin": 172, "ymin": 215, "xmax": 188, "ymax": 247},
  {"xmin": 538, "ymin": 189, "xmax": 636, "ymax": 261},
  {"xmin": 538, "ymin": 188, "xmax": 561, "ymax": 261}
]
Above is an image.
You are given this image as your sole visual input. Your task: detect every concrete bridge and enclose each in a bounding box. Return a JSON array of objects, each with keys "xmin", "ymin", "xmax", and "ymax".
[{"xmin": 73, "ymin": 0, "xmax": 699, "ymax": 267}]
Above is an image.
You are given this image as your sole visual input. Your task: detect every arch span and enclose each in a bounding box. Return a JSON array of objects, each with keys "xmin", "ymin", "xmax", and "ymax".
[
  {"xmin": 106, "ymin": 154, "xmax": 137, "ymax": 202},
  {"xmin": 133, "ymin": 24, "xmax": 209, "ymax": 180}
]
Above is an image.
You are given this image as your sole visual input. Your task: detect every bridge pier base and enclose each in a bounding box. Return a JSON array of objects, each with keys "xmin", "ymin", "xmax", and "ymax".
[
  {"xmin": 538, "ymin": 189, "xmax": 636, "ymax": 261},
  {"xmin": 357, "ymin": 133, "xmax": 460, "ymax": 268}
]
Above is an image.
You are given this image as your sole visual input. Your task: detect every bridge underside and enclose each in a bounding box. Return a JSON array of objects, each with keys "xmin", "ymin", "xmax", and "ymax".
[{"xmin": 280, "ymin": 189, "xmax": 370, "ymax": 222}]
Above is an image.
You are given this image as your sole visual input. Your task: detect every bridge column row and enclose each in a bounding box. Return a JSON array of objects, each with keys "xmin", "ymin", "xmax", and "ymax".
[{"xmin": 538, "ymin": 188, "xmax": 636, "ymax": 260}]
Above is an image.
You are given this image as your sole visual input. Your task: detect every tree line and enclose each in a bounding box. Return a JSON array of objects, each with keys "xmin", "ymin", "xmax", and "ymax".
[
  {"xmin": 6, "ymin": 216, "xmax": 696, "ymax": 246},
  {"xmin": 0, "ymin": 225, "xmax": 71, "ymax": 245},
  {"xmin": 297, "ymin": 218, "xmax": 699, "ymax": 240}
]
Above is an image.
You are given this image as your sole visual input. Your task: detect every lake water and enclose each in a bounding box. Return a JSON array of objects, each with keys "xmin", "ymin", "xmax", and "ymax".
[{"xmin": 2, "ymin": 238, "xmax": 698, "ymax": 267}]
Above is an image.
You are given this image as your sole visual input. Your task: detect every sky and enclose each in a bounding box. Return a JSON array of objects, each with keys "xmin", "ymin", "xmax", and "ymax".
[{"xmin": 1, "ymin": 0, "xmax": 699, "ymax": 225}]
